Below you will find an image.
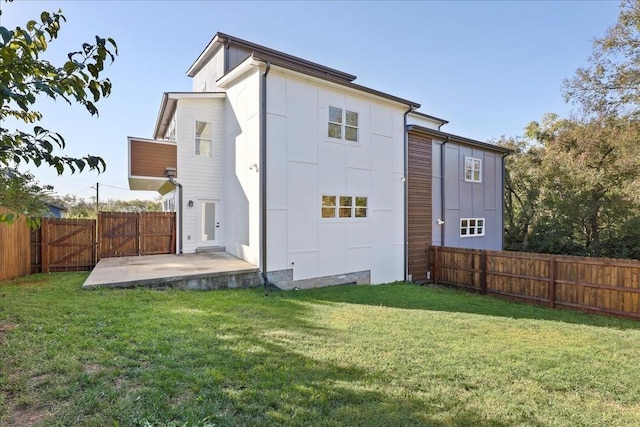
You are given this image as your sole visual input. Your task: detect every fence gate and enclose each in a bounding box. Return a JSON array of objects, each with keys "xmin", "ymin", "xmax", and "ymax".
[
  {"xmin": 41, "ymin": 218, "xmax": 96, "ymax": 272},
  {"xmin": 99, "ymin": 212, "xmax": 175, "ymax": 258}
]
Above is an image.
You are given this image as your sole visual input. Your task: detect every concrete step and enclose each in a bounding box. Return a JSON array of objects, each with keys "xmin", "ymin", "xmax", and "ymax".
[{"xmin": 196, "ymin": 246, "xmax": 226, "ymax": 253}]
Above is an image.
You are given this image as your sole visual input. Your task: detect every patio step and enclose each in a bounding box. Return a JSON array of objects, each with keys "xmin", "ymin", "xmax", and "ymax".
[{"xmin": 196, "ymin": 246, "xmax": 226, "ymax": 253}]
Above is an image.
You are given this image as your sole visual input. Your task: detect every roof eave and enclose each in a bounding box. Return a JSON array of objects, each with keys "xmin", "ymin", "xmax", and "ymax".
[
  {"xmin": 252, "ymin": 54, "xmax": 420, "ymax": 108},
  {"xmin": 407, "ymin": 125, "xmax": 512, "ymax": 154}
]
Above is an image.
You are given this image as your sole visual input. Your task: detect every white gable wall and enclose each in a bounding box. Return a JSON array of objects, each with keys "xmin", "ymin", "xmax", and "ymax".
[
  {"xmin": 192, "ymin": 48, "xmax": 225, "ymax": 92},
  {"xmin": 265, "ymin": 70, "xmax": 406, "ymax": 284},
  {"xmin": 175, "ymin": 97, "xmax": 225, "ymax": 253},
  {"xmin": 223, "ymin": 69, "xmax": 261, "ymax": 266}
]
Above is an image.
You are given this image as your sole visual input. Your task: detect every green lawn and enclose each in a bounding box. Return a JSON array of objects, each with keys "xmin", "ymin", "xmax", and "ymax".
[{"xmin": 2, "ymin": 274, "xmax": 640, "ymax": 426}]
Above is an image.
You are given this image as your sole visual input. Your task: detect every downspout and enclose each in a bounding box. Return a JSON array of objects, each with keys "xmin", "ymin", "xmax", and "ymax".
[
  {"xmin": 403, "ymin": 105, "xmax": 415, "ymax": 282},
  {"xmin": 260, "ymin": 61, "xmax": 271, "ymax": 287},
  {"xmin": 501, "ymin": 152, "xmax": 509, "ymax": 250},
  {"xmin": 167, "ymin": 176, "xmax": 183, "ymax": 254},
  {"xmin": 440, "ymin": 136, "xmax": 450, "ymax": 247}
]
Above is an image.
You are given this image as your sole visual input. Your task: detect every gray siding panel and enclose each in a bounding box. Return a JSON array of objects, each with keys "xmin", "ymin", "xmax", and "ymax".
[
  {"xmin": 438, "ymin": 142, "xmax": 504, "ymax": 250},
  {"xmin": 227, "ymin": 46, "xmax": 252, "ymax": 71},
  {"xmin": 484, "ymin": 154, "xmax": 496, "ymax": 209},
  {"xmin": 444, "ymin": 146, "xmax": 459, "ymax": 209}
]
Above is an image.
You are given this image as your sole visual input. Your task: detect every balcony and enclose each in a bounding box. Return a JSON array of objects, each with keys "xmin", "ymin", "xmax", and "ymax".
[{"xmin": 128, "ymin": 137, "xmax": 177, "ymax": 194}]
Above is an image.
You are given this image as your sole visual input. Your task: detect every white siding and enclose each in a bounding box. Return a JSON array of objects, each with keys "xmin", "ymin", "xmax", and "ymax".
[
  {"xmin": 265, "ymin": 71, "xmax": 405, "ymax": 284},
  {"xmin": 192, "ymin": 48, "xmax": 225, "ymax": 92},
  {"xmin": 407, "ymin": 113, "xmax": 444, "ymax": 130},
  {"xmin": 223, "ymin": 69, "xmax": 261, "ymax": 266},
  {"xmin": 175, "ymin": 98, "xmax": 225, "ymax": 253}
]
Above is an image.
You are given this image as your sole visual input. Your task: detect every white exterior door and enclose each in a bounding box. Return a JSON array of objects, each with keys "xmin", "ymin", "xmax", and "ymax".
[{"xmin": 199, "ymin": 200, "xmax": 220, "ymax": 247}]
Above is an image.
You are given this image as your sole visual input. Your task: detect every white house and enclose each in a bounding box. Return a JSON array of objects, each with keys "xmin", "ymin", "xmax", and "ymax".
[{"xmin": 128, "ymin": 32, "xmax": 509, "ymax": 288}]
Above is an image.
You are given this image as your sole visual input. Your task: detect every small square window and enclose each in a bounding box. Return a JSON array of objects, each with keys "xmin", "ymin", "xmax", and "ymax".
[
  {"xmin": 328, "ymin": 123, "xmax": 342, "ymax": 139},
  {"xmin": 328, "ymin": 106, "xmax": 358, "ymax": 143},
  {"xmin": 355, "ymin": 197, "xmax": 367, "ymax": 218},
  {"xmin": 464, "ymin": 157, "xmax": 482, "ymax": 182},
  {"xmin": 339, "ymin": 196, "xmax": 353, "ymax": 218},
  {"xmin": 322, "ymin": 195, "xmax": 336, "ymax": 218},
  {"xmin": 329, "ymin": 107, "xmax": 343, "ymax": 124}
]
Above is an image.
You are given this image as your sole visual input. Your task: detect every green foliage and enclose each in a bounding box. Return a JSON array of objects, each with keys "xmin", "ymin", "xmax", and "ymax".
[
  {"xmin": 2, "ymin": 277, "xmax": 640, "ymax": 426},
  {"xmin": 505, "ymin": 113, "xmax": 640, "ymax": 258},
  {"xmin": 0, "ymin": 8, "xmax": 117, "ymax": 173},
  {"xmin": 0, "ymin": 168, "xmax": 50, "ymax": 225},
  {"xmin": 564, "ymin": 0, "xmax": 640, "ymax": 116},
  {"xmin": 506, "ymin": 0, "xmax": 640, "ymax": 259},
  {"xmin": 0, "ymin": 6, "xmax": 117, "ymax": 224}
]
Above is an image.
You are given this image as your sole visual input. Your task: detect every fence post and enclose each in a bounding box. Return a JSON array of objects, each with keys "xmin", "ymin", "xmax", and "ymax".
[
  {"xmin": 41, "ymin": 218, "xmax": 49, "ymax": 273},
  {"xmin": 481, "ymin": 250, "xmax": 487, "ymax": 295},
  {"xmin": 434, "ymin": 245, "xmax": 439, "ymax": 285},
  {"xmin": 549, "ymin": 256, "xmax": 556, "ymax": 309}
]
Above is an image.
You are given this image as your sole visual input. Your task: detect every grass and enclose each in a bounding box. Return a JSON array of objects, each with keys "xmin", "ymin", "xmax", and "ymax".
[{"xmin": 1, "ymin": 274, "xmax": 640, "ymax": 426}]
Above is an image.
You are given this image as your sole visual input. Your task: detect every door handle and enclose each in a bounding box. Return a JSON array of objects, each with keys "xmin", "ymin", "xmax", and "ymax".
[{"xmin": 216, "ymin": 222, "xmax": 220, "ymax": 228}]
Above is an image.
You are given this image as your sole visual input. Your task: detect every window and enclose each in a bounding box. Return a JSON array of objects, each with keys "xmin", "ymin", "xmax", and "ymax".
[
  {"xmin": 460, "ymin": 218, "xmax": 485, "ymax": 237},
  {"xmin": 328, "ymin": 106, "xmax": 358, "ymax": 142},
  {"xmin": 355, "ymin": 197, "xmax": 367, "ymax": 218},
  {"xmin": 322, "ymin": 195, "xmax": 367, "ymax": 219},
  {"xmin": 195, "ymin": 121, "xmax": 212, "ymax": 157},
  {"xmin": 339, "ymin": 196, "xmax": 352, "ymax": 218},
  {"xmin": 465, "ymin": 157, "xmax": 482, "ymax": 182},
  {"xmin": 322, "ymin": 195, "xmax": 336, "ymax": 218}
]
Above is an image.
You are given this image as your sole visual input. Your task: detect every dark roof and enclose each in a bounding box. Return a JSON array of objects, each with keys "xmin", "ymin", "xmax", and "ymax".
[
  {"xmin": 407, "ymin": 125, "xmax": 511, "ymax": 154},
  {"xmin": 410, "ymin": 110, "xmax": 449, "ymax": 126},
  {"xmin": 190, "ymin": 32, "xmax": 421, "ymax": 109},
  {"xmin": 46, "ymin": 202, "xmax": 68, "ymax": 211}
]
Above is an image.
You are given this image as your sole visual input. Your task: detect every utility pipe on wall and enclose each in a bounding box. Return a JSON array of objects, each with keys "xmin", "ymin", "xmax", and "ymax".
[
  {"xmin": 260, "ymin": 61, "xmax": 271, "ymax": 286},
  {"xmin": 403, "ymin": 105, "xmax": 415, "ymax": 282},
  {"xmin": 165, "ymin": 167, "xmax": 183, "ymax": 254},
  {"xmin": 440, "ymin": 136, "xmax": 450, "ymax": 247},
  {"xmin": 501, "ymin": 152, "xmax": 509, "ymax": 250}
]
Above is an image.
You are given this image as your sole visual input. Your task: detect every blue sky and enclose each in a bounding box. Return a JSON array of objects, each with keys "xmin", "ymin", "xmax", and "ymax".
[{"xmin": 2, "ymin": 0, "xmax": 620, "ymax": 201}]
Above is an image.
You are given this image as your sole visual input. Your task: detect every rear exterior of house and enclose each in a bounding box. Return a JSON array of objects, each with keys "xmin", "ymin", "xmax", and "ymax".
[
  {"xmin": 128, "ymin": 32, "xmax": 508, "ymax": 288},
  {"xmin": 405, "ymin": 117, "xmax": 510, "ymax": 282}
]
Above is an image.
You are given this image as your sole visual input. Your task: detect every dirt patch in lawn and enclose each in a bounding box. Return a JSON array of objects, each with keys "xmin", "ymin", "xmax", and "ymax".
[
  {"xmin": 4, "ymin": 405, "xmax": 50, "ymax": 427},
  {"xmin": 0, "ymin": 323, "xmax": 17, "ymax": 343}
]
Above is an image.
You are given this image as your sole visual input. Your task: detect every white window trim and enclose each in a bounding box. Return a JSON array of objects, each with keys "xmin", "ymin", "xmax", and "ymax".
[
  {"xmin": 464, "ymin": 156, "xmax": 482, "ymax": 183},
  {"xmin": 195, "ymin": 120, "xmax": 212, "ymax": 158},
  {"xmin": 460, "ymin": 218, "xmax": 485, "ymax": 237},
  {"xmin": 321, "ymin": 194, "xmax": 368, "ymax": 220},
  {"xmin": 326, "ymin": 105, "xmax": 359, "ymax": 144}
]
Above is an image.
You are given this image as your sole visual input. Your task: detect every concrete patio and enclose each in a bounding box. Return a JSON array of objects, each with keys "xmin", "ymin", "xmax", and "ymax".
[{"xmin": 82, "ymin": 252, "xmax": 261, "ymax": 290}]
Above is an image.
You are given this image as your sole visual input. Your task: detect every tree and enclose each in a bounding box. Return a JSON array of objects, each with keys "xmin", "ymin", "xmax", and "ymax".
[
  {"xmin": 497, "ymin": 136, "xmax": 544, "ymax": 251},
  {"xmin": 564, "ymin": 0, "xmax": 640, "ymax": 116},
  {"xmin": 0, "ymin": 169, "xmax": 52, "ymax": 225},
  {"xmin": 0, "ymin": 6, "xmax": 117, "ymax": 221},
  {"xmin": 518, "ymin": 113, "xmax": 640, "ymax": 257}
]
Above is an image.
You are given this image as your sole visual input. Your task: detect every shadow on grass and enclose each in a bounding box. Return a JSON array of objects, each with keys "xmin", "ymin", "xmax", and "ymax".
[
  {"xmin": 2, "ymin": 279, "xmax": 515, "ymax": 426},
  {"xmin": 277, "ymin": 282, "xmax": 640, "ymax": 330}
]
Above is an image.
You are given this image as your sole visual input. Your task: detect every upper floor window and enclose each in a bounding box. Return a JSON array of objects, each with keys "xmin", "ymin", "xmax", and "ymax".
[
  {"xmin": 328, "ymin": 106, "xmax": 358, "ymax": 143},
  {"xmin": 465, "ymin": 157, "xmax": 482, "ymax": 182},
  {"xmin": 195, "ymin": 121, "xmax": 212, "ymax": 157},
  {"xmin": 460, "ymin": 218, "xmax": 484, "ymax": 237}
]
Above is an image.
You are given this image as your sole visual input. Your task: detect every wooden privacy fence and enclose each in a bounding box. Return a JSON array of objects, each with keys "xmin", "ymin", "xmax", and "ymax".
[
  {"xmin": 1, "ymin": 212, "xmax": 176, "ymax": 281},
  {"xmin": 37, "ymin": 218, "xmax": 96, "ymax": 273},
  {"xmin": 0, "ymin": 207, "xmax": 31, "ymax": 281},
  {"xmin": 429, "ymin": 246, "xmax": 640, "ymax": 320},
  {"xmin": 99, "ymin": 212, "xmax": 176, "ymax": 258}
]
